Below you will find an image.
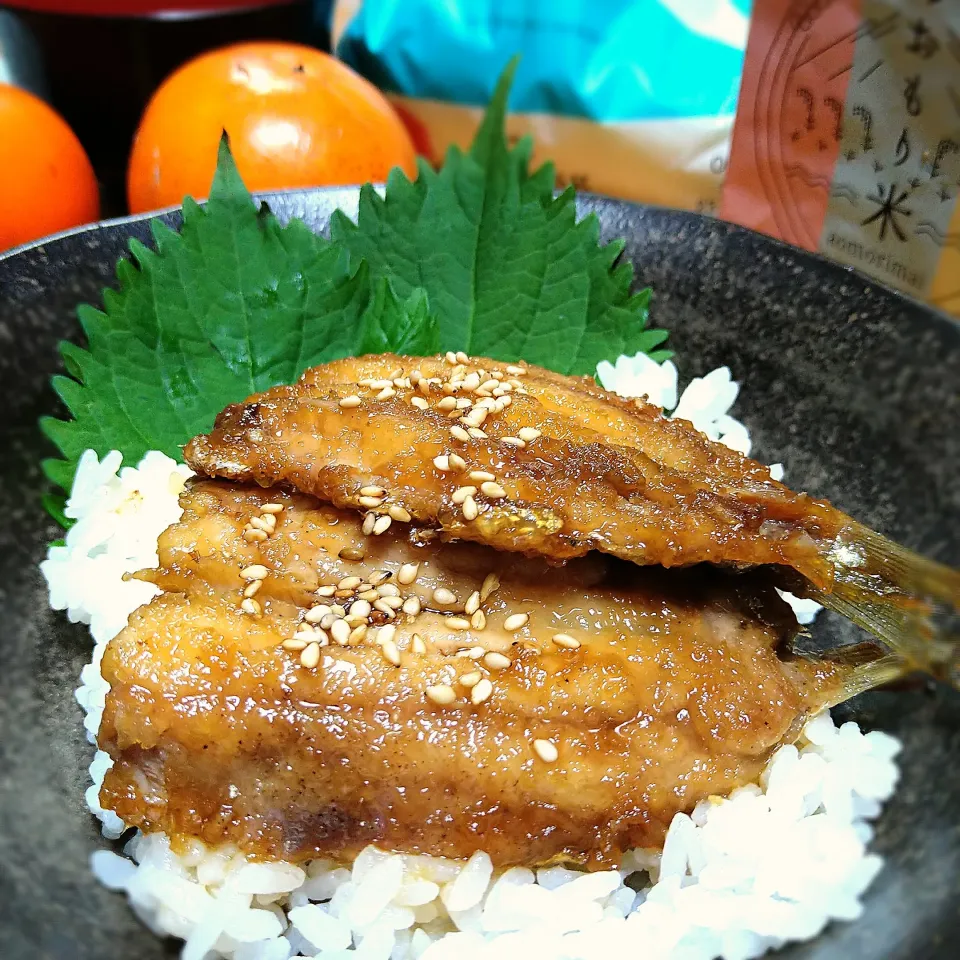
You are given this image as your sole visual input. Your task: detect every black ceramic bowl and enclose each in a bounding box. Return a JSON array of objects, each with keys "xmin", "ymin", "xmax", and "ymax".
[{"xmin": 0, "ymin": 191, "xmax": 958, "ymax": 960}]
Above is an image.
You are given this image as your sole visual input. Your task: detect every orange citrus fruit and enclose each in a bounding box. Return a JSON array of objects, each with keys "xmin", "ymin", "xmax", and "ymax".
[
  {"xmin": 127, "ymin": 42, "xmax": 418, "ymax": 214},
  {"xmin": 0, "ymin": 84, "xmax": 99, "ymax": 252}
]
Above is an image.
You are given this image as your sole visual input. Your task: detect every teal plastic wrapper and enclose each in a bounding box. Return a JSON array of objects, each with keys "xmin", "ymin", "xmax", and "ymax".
[{"xmin": 328, "ymin": 0, "xmax": 751, "ymax": 211}]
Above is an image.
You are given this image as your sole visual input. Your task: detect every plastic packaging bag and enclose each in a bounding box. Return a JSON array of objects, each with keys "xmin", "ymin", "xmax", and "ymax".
[
  {"xmin": 330, "ymin": 0, "xmax": 750, "ymax": 214},
  {"xmin": 721, "ymin": 0, "xmax": 960, "ymax": 316}
]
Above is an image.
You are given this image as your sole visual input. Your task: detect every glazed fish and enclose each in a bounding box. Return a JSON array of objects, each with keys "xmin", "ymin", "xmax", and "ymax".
[
  {"xmin": 185, "ymin": 354, "xmax": 960, "ymax": 683},
  {"xmin": 98, "ymin": 481, "xmax": 879, "ymax": 867}
]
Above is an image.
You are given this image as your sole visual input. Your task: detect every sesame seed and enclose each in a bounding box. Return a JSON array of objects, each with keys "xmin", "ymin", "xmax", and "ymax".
[
  {"xmin": 506, "ymin": 365, "xmax": 526, "ymax": 375},
  {"xmin": 480, "ymin": 573, "xmax": 500, "ymax": 601},
  {"xmin": 388, "ymin": 505, "xmax": 412, "ymax": 523},
  {"xmin": 338, "ymin": 576, "xmax": 362, "ymax": 591},
  {"xmin": 374, "ymin": 599, "xmax": 398, "ymax": 617},
  {"xmin": 373, "ymin": 515, "xmax": 393, "ymax": 535},
  {"xmin": 411, "ymin": 396, "xmax": 429, "ymax": 410},
  {"xmin": 397, "ymin": 563, "xmax": 419, "ymax": 585},
  {"xmin": 377, "ymin": 583, "xmax": 401, "ymax": 598},
  {"xmin": 240, "ymin": 598, "xmax": 262, "ymax": 616},
  {"xmin": 455, "ymin": 351, "xmax": 470, "ymax": 364},
  {"xmin": 243, "ymin": 580, "xmax": 262, "ymax": 598},
  {"xmin": 518, "ymin": 427, "xmax": 541, "ymax": 443},
  {"xmin": 445, "ymin": 351, "xmax": 458, "ymax": 365},
  {"xmin": 437, "ymin": 396, "xmax": 457, "ymax": 412},
  {"xmin": 484, "ymin": 652, "xmax": 511, "ymax": 670},
  {"xmin": 305, "ymin": 605, "xmax": 331, "ymax": 623},
  {"xmin": 501, "ymin": 437, "xmax": 526, "ymax": 448},
  {"xmin": 462, "ymin": 495, "xmax": 479, "ymax": 521},
  {"xmin": 471, "ymin": 610, "xmax": 487, "ymax": 630},
  {"xmin": 240, "ymin": 564, "xmax": 270, "ymax": 583},
  {"xmin": 360, "ymin": 485, "xmax": 386, "ymax": 497},
  {"xmin": 412, "ymin": 634, "xmax": 427, "ymax": 654},
  {"xmin": 261, "ymin": 503, "xmax": 284, "ymax": 514},
  {"xmin": 339, "ymin": 395, "xmax": 362, "ymax": 409},
  {"xmin": 426, "ymin": 684, "xmax": 457, "ymax": 705},
  {"xmin": 433, "ymin": 587, "xmax": 458, "ymax": 606},
  {"xmin": 350, "ymin": 599, "xmax": 372, "ymax": 619},
  {"xmin": 446, "ymin": 617, "xmax": 471, "ymax": 630},
  {"xmin": 358, "ymin": 495, "xmax": 383, "ymax": 508},
  {"xmin": 376, "ymin": 386, "xmax": 397, "ymax": 400},
  {"xmin": 433, "ymin": 455, "xmax": 451, "ymax": 472},
  {"xmin": 402, "ymin": 596, "xmax": 422, "ymax": 616},
  {"xmin": 471, "ymin": 678, "xmax": 493, "ymax": 704},
  {"xmin": 382, "ymin": 639, "xmax": 402, "ymax": 666},
  {"xmin": 467, "ymin": 428, "xmax": 488, "ymax": 439},
  {"xmin": 463, "ymin": 408, "xmax": 488, "ymax": 427},
  {"xmin": 377, "ymin": 624, "xmax": 397, "ymax": 645},
  {"xmin": 504, "ymin": 613, "xmax": 529, "ymax": 632},
  {"xmin": 283, "ymin": 638, "xmax": 308, "ymax": 651},
  {"xmin": 459, "ymin": 671, "xmax": 482, "ymax": 688},
  {"xmin": 464, "ymin": 591, "xmax": 481, "ymax": 615},
  {"xmin": 349, "ymin": 624, "xmax": 368, "ymax": 644},
  {"xmin": 469, "ymin": 471, "xmax": 496, "ymax": 483},
  {"xmin": 243, "ymin": 528, "xmax": 268, "ymax": 543},
  {"xmin": 450, "ymin": 425, "xmax": 470, "ymax": 442},
  {"xmin": 553, "ymin": 633, "xmax": 581, "ymax": 649},
  {"xmin": 452, "ymin": 485, "xmax": 477, "ymax": 504},
  {"xmin": 316, "ymin": 585, "xmax": 337, "ymax": 598},
  {"xmin": 362, "ymin": 512, "xmax": 376, "ymax": 536},
  {"xmin": 480, "ymin": 481, "xmax": 506, "ymax": 499},
  {"xmin": 300, "ymin": 642, "xmax": 321, "ymax": 669},
  {"xmin": 533, "ymin": 739, "xmax": 558, "ymax": 763}
]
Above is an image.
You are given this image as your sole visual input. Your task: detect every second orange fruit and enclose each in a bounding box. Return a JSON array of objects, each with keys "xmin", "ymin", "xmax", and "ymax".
[{"xmin": 128, "ymin": 43, "xmax": 418, "ymax": 214}]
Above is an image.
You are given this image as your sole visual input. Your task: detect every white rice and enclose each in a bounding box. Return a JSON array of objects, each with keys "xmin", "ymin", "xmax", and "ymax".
[{"xmin": 42, "ymin": 360, "xmax": 897, "ymax": 960}]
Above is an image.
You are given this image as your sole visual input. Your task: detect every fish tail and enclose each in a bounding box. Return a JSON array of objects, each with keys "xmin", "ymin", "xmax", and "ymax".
[
  {"xmin": 805, "ymin": 524, "xmax": 960, "ymax": 688},
  {"xmin": 848, "ymin": 521, "xmax": 960, "ymax": 605},
  {"xmin": 812, "ymin": 643, "xmax": 909, "ymax": 707}
]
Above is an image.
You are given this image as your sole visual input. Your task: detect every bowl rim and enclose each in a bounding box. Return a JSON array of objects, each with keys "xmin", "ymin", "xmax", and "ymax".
[{"xmin": 1, "ymin": 185, "xmax": 958, "ymax": 340}]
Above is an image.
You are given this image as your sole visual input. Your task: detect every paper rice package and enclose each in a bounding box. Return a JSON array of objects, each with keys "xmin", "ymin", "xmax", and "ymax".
[
  {"xmin": 721, "ymin": 0, "xmax": 960, "ymax": 315},
  {"xmin": 330, "ymin": 0, "xmax": 751, "ymax": 215}
]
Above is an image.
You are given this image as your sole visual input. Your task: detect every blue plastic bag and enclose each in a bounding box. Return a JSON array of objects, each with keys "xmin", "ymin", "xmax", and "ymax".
[{"xmin": 328, "ymin": 0, "xmax": 750, "ymax": 210}]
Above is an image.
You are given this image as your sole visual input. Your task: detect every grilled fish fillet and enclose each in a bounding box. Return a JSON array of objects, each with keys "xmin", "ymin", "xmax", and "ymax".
[
  {"xmin": 184, "ymin": 354, "xmax": 960, "ymax": 682},
  {"xmin": 182, "ymin": 354, "xmax": 876, "ymax": 590},
  {"xmin": 98, "ymin": 481, "xmax": 845, "ymax": 867}
]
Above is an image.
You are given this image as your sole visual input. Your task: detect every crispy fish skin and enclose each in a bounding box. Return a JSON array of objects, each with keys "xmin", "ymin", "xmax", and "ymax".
[
  {"xmin": 98, "ymin": 481, "xmax": 842, "ymax": 867},
  {"xmin": 184, "ymin": 354, "xmax": 849, "ymax": 591}
]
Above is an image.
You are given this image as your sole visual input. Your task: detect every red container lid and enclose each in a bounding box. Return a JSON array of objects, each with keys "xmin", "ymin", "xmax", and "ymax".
[{"xmin": 2, "ymin": 1, "xmax": 292, "ymax": 16}]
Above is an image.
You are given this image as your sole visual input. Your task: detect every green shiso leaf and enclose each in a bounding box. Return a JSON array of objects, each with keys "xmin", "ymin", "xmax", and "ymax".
[
  {"xmin": 330, "ymin": 57, "xmax": 666, "ymax": 375},
  {"xmin": 41, "ymin": 63, "xmax": 668, "ymax": 526}
]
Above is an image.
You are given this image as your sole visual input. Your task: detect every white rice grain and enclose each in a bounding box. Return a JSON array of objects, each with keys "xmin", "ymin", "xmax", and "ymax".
[{"xmin": 43, "ymin": 356, "xmax": 900, "ymax": 960}]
